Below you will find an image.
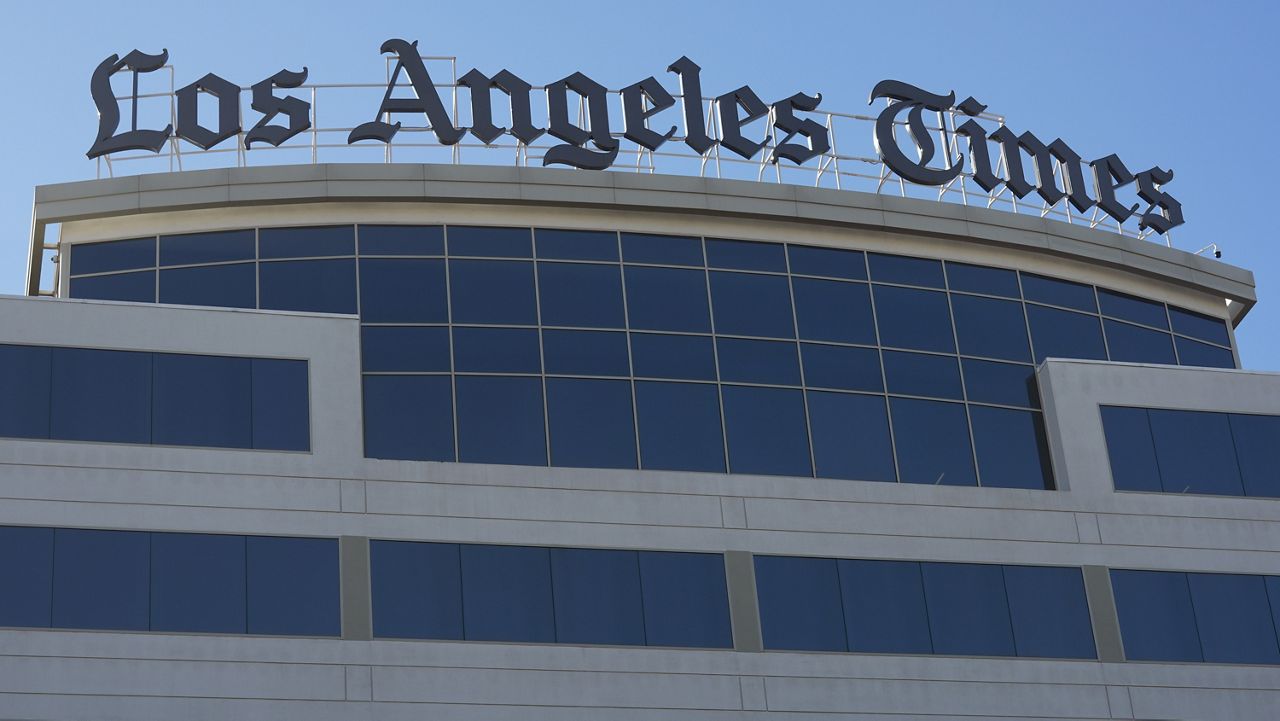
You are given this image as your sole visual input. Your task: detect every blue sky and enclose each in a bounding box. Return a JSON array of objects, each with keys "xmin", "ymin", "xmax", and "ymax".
[{"xmin": 2, "ymin": 0, "xmax": 1275, "ymax": 366}]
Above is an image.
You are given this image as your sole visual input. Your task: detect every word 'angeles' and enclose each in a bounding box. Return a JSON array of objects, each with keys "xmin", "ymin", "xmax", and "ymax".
[{"xmin": 87, "ymin": 40, "xmax": 1183, "ymax": 233}]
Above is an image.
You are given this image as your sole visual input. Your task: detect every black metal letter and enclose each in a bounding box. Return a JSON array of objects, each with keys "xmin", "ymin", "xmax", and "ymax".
[
  {"xmin": 716, "ymin": 86, "xmax": 769, "ymax": 159},
  {"xmin": 245, "ymin": 68, "xmax": 311, "ymax": 149},
  {"xmin": 1135, "ymin": 167, "xmax": 1185, "ymax": 234},
  {"xmin": 953, "ymin": 97, "xmax": 1001, "ymax": 192},
  {"xmin": 621, "ymin": 76, "xmax": 676, "ymax": 151},
  {"xmin": 543, "ymin": 72, "xmax": 619, "ymax": 170},
  {"xmin": 1089, "ymin": 154, "xmax": 1139, "ymax": 223},
  {"xmin": 869, "ymin": 80, "xmax": 961, "ymax": 186},
  {"xmin": 667, "ymin": 56, "xmax": 713, "ymax": 154},
  {"xmin": 770, "ymin": 93, "xmax": 829, "ymax": 165},
  {"xmin": 457, "ymin": 68, "xmax": 544, "ymax": 145},
  {"xmin": 176, "ymin": 73, "xmax": 242, "ymax": 150},
  {"xmin": 349, "ymin": 39, "xmax": 463, "ymax": 146},
  {"xmin": 86, "ymin": 49, "xmax": 172, "ymax": 159}
]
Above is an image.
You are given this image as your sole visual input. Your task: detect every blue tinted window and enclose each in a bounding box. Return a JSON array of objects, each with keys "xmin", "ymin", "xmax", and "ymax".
[
  {"xmin": 945, "ymin": 262, "xmax": 1019, "ymax": 298},
  {"xmin": 787, "ymin": 245, "xmax": 865, "ymax": 280},
  {"xmin": 621, "ymin": 232, "xmax": 703, "ymax": 266},
  {"xmin": 251, "ymin": 358, "xmax": 309, "ymax": 451},
  {"xmin": 1026, "ymin": 305, "xmax": 1106, "ymax": 363},
  {"xmin": 453, "ymin": 327, "xmax": 541, "ymax": 373},
  {"xmin": 50, "ymin": 348, "xmax": 151, "ymax": 444},
  {"xmin": 1022, "ymin": 274, "xmax": 1096, "ymax": 312},
  {"xmin": 152, "ymin": 353, "xmax": 251, "ymax": 448},
  {"xmin": 962, "ymin": 359, "xmax": 1038, "ymax": 408},
  {"xmin": 710, "ymin": 272, "xmax": 795, "ymax": 338},
  {"xmin": 0, "ymin": 344, "xmax": 51, "ymax": 439},
  {"xmin": 716, "ymin": 338, "xmax": 801, "ymax": 385},
  {"xmin": 890, "ymin": 398, "xmax": 976, "ymax": 485},
  {"xmin": 359, "ymin": 258, "xmax": 448, "ymax": 323},
  {"xmin": 461, "ymin": 544, "xmax": 555, "ymax": 642},
  {"xmin": 52, "ymin": 529, "xmax": 149, "ymax": 631},
  {"xmin": 1104, "ymin": 319, "xmax": 1176, "ymax": 364},
  {"xmin": 839, "ymin": 559, "xmax": 932, "ymax": 653},
  {"xmin": 638, "ymin": 551, "xmax": 731, "ymax": 648},
  {"xmin": 1230, "ymin": 414, "xmax": 1280, "ymax": 498},
  {"xmin": 1003, "ymin": 565, "xmax": 1095, "ymax": 658},
  {"xmin": 873, "ymin": 285, "xmax": 955, "ymax": 353},
  {"xmin": 1187, "ymin": 573, "xmax": 1280, "ymax": 664},
  {"xmin": 951, "ymin": 295, "xmax": 1030, "ymax": 362},
  {"xmin": 0, "ymin": 526, "xmax": 53, "ymax": 627},
  {"xmin": 361, "ymin": 326, "xmax": 450, "ymax": 372},
  {"xmin": 70, "ymin": 270, "xmax": 156, "ymax": 303},
  {"xmin": 535, "ymin": 228, "xmax": 617, "ymax": 261},
  {"xmin": 456, "ymin": 376, "xmax": 546, "ymax": 465},
  {"xmin": 1148, "ymin": 409, "xmax": 1243, "ymax": 495},
  {"xmin": 624, "ymin": 266, "xmax": 711, "ymax": 333},
  {"xmin": 447, "ymin": 226, "xmax": 531, "ymax": 258},
  {"xmin": 551, "ymin": 548, "xmax": 644, "ymax": 645},
  {"xmin": 868, "ymin": 253, "xmax": 944, "ymax": 288},
  {"xmin": 246, "ymin": 536, "xmax": 339, "ymax": 636},
  {"xmin": 630, "ymin": 333, "xmax": 716, "ymax": 381},
  {"xmin": 363, "ymin": 375, "xmax": 454, "ymax": 461},
  {"xmin": 259, "ymin": 259, "xmax": 357, "ymax": 314},
  {"xmin": 723, "ymin": 386, "xmax": 811, "ymax": 477},
  {"xmin": 160, "ymin": 230, "xmax": 254, "ymax": 266},
  {"xmin": 1175, "ymin": 336, "xmax": 1235, "ymax": 368},
  {"xmin": 359, "ymin": 225, "xmax": 444, "ymax": 256},
  {"xmin": 1111, "ymin": 570, "xmax": 1202, "ymax": 662},
  {"xmin": 920, "ymin": 562, "xmax": 1014, "ymax": 656},
  {"xmin": 792, "ymin": 278, "xmax": 875, "ymax": 345},
  {"xmin": 71, "ymin": 237, "xmax": 155, "ymax": 275},
  {"xmin": 547, "ymin": 378, "xmax": 637, "ymax": 469},
  {"xmin": 635, "ymin": 381, "xmax": 724, "ymax": 472},
  {"xmin": 807, "ymin": 391, "xmax": 895, "ymax": 482},
  {"xmin": 1100, "ymin": 407, "xmax": 1161, "ymax": 493},
  {"xmin": 538, "ymin": 262, "xmax": 625, "ymax": 328},
  {"xmin": 1099, "ymin": 289, "xmax": 1168, "ymax": 329},
  {"xmin": 150, "ymin": 533, "xmax": 246, "ymax": 633},
  {"xmin": 371, "ymin": 541, "xmax": 463, "ymax": 640},
  {"xmin": 159, "ymin": 263, "xmax": 256, "ymax": 308},
  {"xmin": 1169, "ymin": 306, "xmax": 1231, "ymax": 346},
  {"xmin": 1268, "ymin": 578, "xmax": 1280, "ymax": 650},
  {"xmin": 883, "ymin": 351, "xmax": 963, "ymax": 400},
  {"xmin": 706, "ymin": 238, "xmax": 785, "ymax": 272},
  {"xmin": 755, "ymin": 555, "xmax": 845, "ymax": 651},
  {"xmin": 971, "ymin": 407, "xmax": 1052, "ymax": 490},
  {"xmin": 800, "ymin": 343, "xmax": 882, "ymax": 392},
  {"xmin": 449, "ymin": 260, "xmax": 536, "ymax": 325},
  {"xmin": 542, "ymin": 330, "xmax": 629, "ymax": 376},
  {"xmin": 259, "ymin": 226, "xmax": 353, "ymax": 258}
]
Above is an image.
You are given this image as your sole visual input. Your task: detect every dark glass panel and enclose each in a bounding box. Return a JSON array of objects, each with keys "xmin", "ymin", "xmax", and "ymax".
[
  {"xmin": 361, "ymin": 326, "xmax": 450, "ymax": 372},
  {"xmin": 370, "ymin": 541, "xmax": 463, "ymax": 640},
  {"xmin": 800, "ymin": 343, "xmax": 882, "ymax": 392},
  {"xmin": 635, "ymin": 381, "xmax": 724, "ymax": 472},
  {"xmin": 258, "ymin": 226, "xmax": 353, "ymax": 258},
  {"xmin": 705, "ymin": 238, "xmax": 786, "ymax": 272},
  {"xmin": 0, "ymin": 526, "xmax": 53, "ymax": 628},
  {"xmin": 152, "ymin": 353, "xmax": 252, "ymax": 448},
  {"xmin": 920, "ymin": 562, "xmax": 1015, "ymax": 656},
  {"xmin": 1187, "ymin": 573, "xmax": 1280, "ymax": 664},
  {"xmin": 546, "ymin": 378, "xmax": 637, "ymax": 469},
  {"xmin": 1268, "ymin": 578, "xmax": 1280, "ymax": 651},
  {"xmin": 449, "ymin": 260, "xmax": 537, "ymax": 325},
  {"xmin": 359, "ymin": 258, "xmax": 448, "ymax": 323},
  {"xmin": 452, "ymin": 327, "xmax": 541, "ymax": 373},
  {"xmin": 807, "ymin": 391, "xmax": 896, "ymax": 482},
  {"xmin": 359, "ymin": 225, "xmax": 444, "ymax": 256},
  {"xmin": 716, "ymin": 338, "xmax": 801, "ymax": 386},
  {"xmin": 709, "ymin": 271, "xmax": 795, "ymax": 338},
  {"xmin": 362, "ymin": 375, "xmax": 454, "ymax": 461},
  {"xmin": 787, "ymin": 245, "xmax": 866, "ymax": 280},
  {"xmin": 1110, "ymin": 569, "xmax": 1202, "ymax": 662},
  {"xmin": 550, "ymin": 548, "xmax": 644, "ymax": 645},
  {"xmin": 534, "ymin": 228, "xmax": 618, "ymax": 261},
  {"xmin": 638, "ymin": 551, "xmax": 732, "ymax": 648},
  {"xmin": 1229, "ymin": 413, "xmax": 1280, "ymax": 498},
  {"xmin": 872, "ymin": 285, "xmax": 955, "ymax": 353},
  {"xmin": 455, "ymin": 376, "xmax": 546, "ymax": 466},
  {"xmin": 447, "ymin": 226, "xmax": 532, "ymax": 258},
  {"xmin": 890, "ymin": 398, "xmax": 976, "ymax": 486},
  {"xmin": 542, "ymin": 330, "xmax": 630, "ymax": 376},
  {"xmin": 970, "ymin": 407, "xmax": 1053, "ymax": 490},
  {"xmin": 630, "ymin": 333, "xmax": 716, "ymax": 381},
  {"xmin": 722, "ymin": 386, "xmax": 811, "ymax": 477},
  {"xmin": 1003, "ymin": 565, "xmax": 1095, "ymax": 659},
  {"xmin": 51, "ymin": 529, "xmax": 149, "ymax": 631},
  {"xmin": 945, "ymin": 262, "xmax": 1019, "ymax": 298},
  {"xmin": 1148, "ymin": 409, "xmax": 1243, "ymax": 495},
  {"xmin": 1104, "ymin": 319, "xmax": 1177, "ymax": 364},
  {"xmin": 1022, "ymin": 273, "xmax": 1096, "ymax": 312},
  {"xmin": 839, "ymin": 559, "xmax": 932, "ymax": 653},
  {"xmin": 882, "ymin": 351, "xmax": 963, "ymax": 400},
  {"xmin": 246, "ymin": 536, "xmax": 340, "ymax": 636},
  {"xmin": 537, "ymin": 262, "xmax": 625, "ymax": 328},
  {"xmin": 251, "ymin": 358, "xmax": 310, "ymax": 452},
  {"xmin": 70, "ymin": 237, "xmax": 155, "ymax": 275},
  {"xmin": 460, "ymin": 544, "xmax": 555, "ymax": 642},
  {"xmin": 1099, "ymin": 289, "xmax": 1169, "ymax": 329},
  {"xmin": 792, "ymin": 278, "xmax": 876, "ymax": 345},
  {"xmin": 259, "ymin": 259, "xmax": 357, "ymax": 314},
  {"xmin": 754, "ymin": 555, "xmax": 846, "ymax": 651},
  {"xmin": 962, "ymin": 359, "xmax": 1038, "ymax": 408},
  {"xmin": 1100, "ymin": 406, "xmax": 1161, "ymax": 493},
  {"xmin": 50, "ymin": 348, "xmax": 152, "ymax": 444},
  {"xmin": 1169, "ymin": 306, "xmax": 1231, "ymax": 346},
  {"xmin": 70, "ymin": 270, "xmax": 156, "ymax": 303},
  {"xmin": 624, "ymin": 266, "xmax": 711, "ymax": 333},
  {"xmin": 0, "ymin": 344, "xmax": 50, "ymax": 439},
  {"xmin": 621, "ymin": 232, "xmax": 703, "ymax": 266},
  {"xmin": 160, "ymin": 263, "xmax": 256, "ymax": 309},
  {"xmin": 160, "ymin": 230, "xmax": 254, "ymax": 266},
  {"xmin": 1175, "ymin": 336, "xmax": 1236, "ymax": 368},
  {"xmin": 868, "ymin": 253, "xmax": 945, "ymax": 288},
  {"xmin": 1026, "ymin": 305, "xmax": 1106, "ymax": 363},
  {"xmin": 150, "ymin": 533, "xmax": 246, "ymax": 633},
  {"xmin": 951, "ymin": 294, "xmax": 1031, "ymax": 362}
]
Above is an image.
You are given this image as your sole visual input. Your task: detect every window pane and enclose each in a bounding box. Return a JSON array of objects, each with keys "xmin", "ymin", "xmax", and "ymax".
[
  {"xmin": 1022, "ymin": 274, "xmax": 1096, "ymax": 312},
  {"xmin": 970, "ymin": 406, "xmax": 1053, "ymax": 490},
  {"xmin": 251, "ymin": 358, "xmax": 310, "ymax": 451},
  {"xmin": 792, "ymin": 278, "xmax": 876, "ymax": 345},
  {"xmin": 873, "ymin": 286, "xmax": 955, "ymax": 353},
  {"xmin": 538, "ymin": 262, "xmax": 625, "ymax": 328},
  {"xmin": 787, "ymin": 245, "xmax": 866, "ymax": 280},
  {"xmin": 535, "ymin": 228, "xmax": 618, "ymax": 261},
  {"xmin": 723, "ymin": 386, "xmax": 811, "ymax": 477},
  {"xmin": 160, "ymin": 230, "xmax": 254, "ymax": 266},
  {"xmin": 868, "ymin": 253, "xmax": 945, "ymax": 288},
  {"xmin": 635, "ymin": 381, "xmax": 724, "ymax": 472},
  {"xmin": 883, "ymin": 351, "xmax": 963, "ymax": 400},
  {"xmin": 370, "ymin": 541, "xmax": 463, "ymax": 640},
  {"xmin": 1026, "ymin": 305, "xmax": 1106, "ymax": 363},
  {"xmin": 755, "ymin": 555, "xmax": 846, "ymax": 651},
  {"xmin": 70, "ymin": 270, "xmax": 156, "ymax": 303},
  {"xmin": 0, "ymin": 526, "xmax": 53, "ymax": 628},
  {"xmin": 246, "ymin": 536, "xmax": 339, "ymax": 636},
  {"xmin": 542, "ymin": 330, "xmax": 630, "ymax": 376},
  {"xmin": 50, "ymin": 348, "xmax": 152, "ymax": 444},
  {"xmin": 449, "ymin": 260, "xmax": 536, "ymax": 325},
  {"xmin": 706, "ymin": 238, "xmax": 786, "ymax": 272},
  {"xmin": 890, "ymin": 398, "xmax": 975, "ymax": 486},
  {"xmin": 150, "ymin": 533, "xmax": 246, "ymax": 633},
  {"xmin": 547, "ymin": 378, "xmax": 637, "ymax": 469},
  {"xmin": 363, "ymin": 375, "xmax": 454, "ymax": 461},
  {"xmin": 359, "ymin": 225, "xmax": 444, "ymax": 256},
  {"xmin": 631, "ymin": 333, "xmax": 716, "ymax": 380},
  {"xmin": 1169, "ymin": 306, "xmax": 1231, "ymax": 346},
  {"xmin": 461, "ymin": 544, "xmax": 555, "ymax": 642},
  {"xmin": 1175, "ymin": 336, "xmax": 1236, "ymax": 368},
  {"xmin": 259, "ymin": 226, "xmax": 353, "ymax": 258},
  {"xmin": 945, "ymin": 262, "xmax": 1019, "ymax": 298},
  {"xmin": 551, "ymin": 548, "xmax": 644, "ymax": 645},
  {"xmin": 453, "ymin": 327, "xmax": 541, "ymax": 373},
  {"xmin": 710, "ymin": 272, "xmax": 795, "ymax": 338},
  {"xmin": 52, "ymin": 529, "xmax": 149, "ymax": 631},
  {"xmin": 951, "ymin": 295, "xmax": 1030, "ymax": 362},
  {"xmin": 1187, "ymin": 573, "xmax": 1280, "ymax": 664},
  {"xmin": 456, "ymin": 376, "xmax": 546, "ymax": 466},
  {"xmin": 807, "ymin": 391, "xmax": 895, "ymax": 482},
  {"xmin": 638, "ymin": 551, "xmax": 732, "ymax": 648},
  {"xmin": 1104, "ymin": 319, "xmax": 1176, "ymax": 364},
  {"xmin": 160, "ymin": 263, "xmax": 256, "ymax": 309},
  {"xmin": 1100, "ymin": 406, "xmax": 1161, "ymax": 493},
  {"xmin": 800, "ymin": 344, "xmax": 882, "ymax": 392},
  {"xmin": 359, "ymin": 258, "xmax": 448, "ymax": 323},
  {"xmin": 962, "ymin": 359, "xmax": 1038, "ymax": 408},
  {"xmin": 259, "ymin": 259, "xmax": 357, "ymax": 314},
  {"xmin": 447, "ymin": 226, "xmax": 531, "ymax": 258},
  {"xmin": 1111, "ymin": 570, "xmax": 1201, "ymax": 661},
  {"xmin": 361, "ymin": 326, "xmax": 450, "ymax": 372},
  {"xmin": 624, "ymin": 266, "xmax": 711, "ymax": 333},
  {"xmin": 1148, "ymin": 409, "xmax": 1243, "ymax": 495},
  {"xmin": 920, "ymin": 562, "xmax": 1015, "ymax": 656},
  {"xmin": 70, "ymin": 237, "xmax": 155, "ymax": 275},
  {"xmin": 152, "ymin": 353, "xmax": 252, "ymax": 448},
  {"xmin": 1229, "ymin": 413, "xmax": 1280, "ymax": 498},
  {"xmin": 0, "ymin": 344, "xmax": 51, "ymax": 439},
  {"xmin": 1099, "ymin": 289, "xmax": 1168, "ymax": 329},
  {"xmin": 1003, "ymin": 565, "xmax": 1095, "ymax": 659},
  {"xmin": 716, "ymin": 338, "xmax": 801, "ymax": 385},
  {"xmin": 621, "ymin": 232, "xmax": 703, "ymax": 266},
  {"xmin": 839, "ymin": 559, "xmax": 932, "ymax": 653}
]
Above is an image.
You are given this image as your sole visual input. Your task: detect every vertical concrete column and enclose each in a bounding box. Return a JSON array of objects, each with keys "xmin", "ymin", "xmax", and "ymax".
[
  {"xmin": 1082, "ymin": 565, "xmax": 1125, "ymax": 662},
  {"xmin": 340, "ymin": 536, "xmax": 373, "ymax": 641},
  {"xmin": 724, "ymin": 550, "xmax": 763, "ymax": 652}
]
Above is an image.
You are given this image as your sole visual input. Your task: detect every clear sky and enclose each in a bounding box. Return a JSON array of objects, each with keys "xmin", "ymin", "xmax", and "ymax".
[{"xmin": 1, "ymin": 0, "xmax": 1275, "ymax": 366}]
